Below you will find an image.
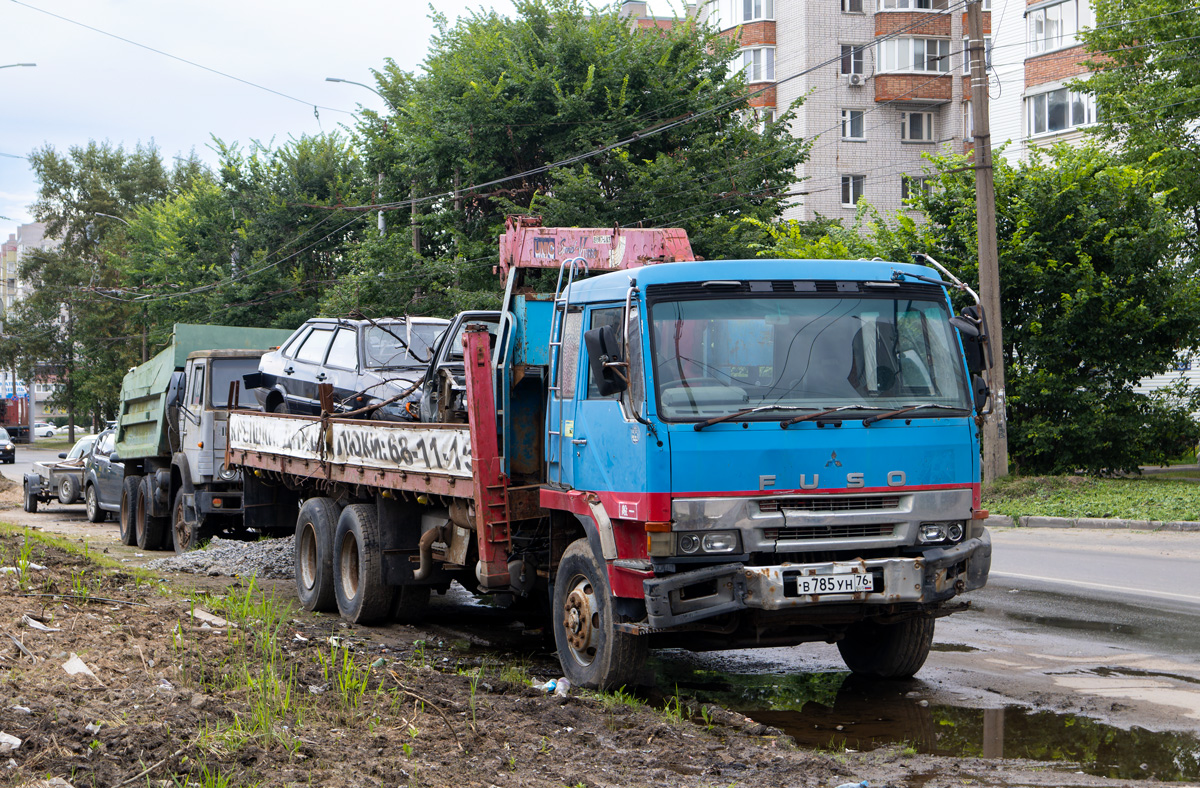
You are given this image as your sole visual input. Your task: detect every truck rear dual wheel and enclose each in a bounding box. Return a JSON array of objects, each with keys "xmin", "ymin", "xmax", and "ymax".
[
  {"xmin": 136, "ymin": 475, "xmax": 169, "ymax": 551},
  {"xmin": 119, "ymin": 476, "xmax": 140, "ymax": 546},
  {"xmin": 334, "ymin": 504, "xmax": 396, "ymax": 624},
  {"xmin": 837, "ymin": 616, "xmax": 936, "ymax": 679},
  {"xmin": 552, "ymin": 539, "xmax": 648, "ymax": 691},
  {"xmin": 296, "ymin": 497, "xmax": 340, "ymax": 612}
]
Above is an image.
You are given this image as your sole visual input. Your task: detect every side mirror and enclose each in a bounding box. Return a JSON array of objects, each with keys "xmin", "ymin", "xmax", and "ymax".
[
  {"xmin": 971, "ymin": 373, "xmax": 990, "ymax": 413},
  {"xmin": 584, "ymin": 324, "xmax": 628, "ymax": 396},
  {"xmin": 58, "ymin": 452, "xmax": 67, "ymax": 459},
  {"xmin": 950, "ymin": 305, "xmax": 992, "ymax": 374},
  {"xmin": 109, "ymin": 452, "xmax": 122, "ymax": 464}
]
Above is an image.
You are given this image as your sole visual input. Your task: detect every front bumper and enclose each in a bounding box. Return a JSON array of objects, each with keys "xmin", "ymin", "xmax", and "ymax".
[{"xmin": 642, "ymin": 529, "xmax": 991, "ymax": 629}]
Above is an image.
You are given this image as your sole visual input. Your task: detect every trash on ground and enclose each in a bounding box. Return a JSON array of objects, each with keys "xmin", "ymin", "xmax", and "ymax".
[
  {"xmin": 61, "ymin": 653, "xmax": 99, "ymax": 682},
  {"xmin": 0, "ymin": 732, "xmax": 22, "ymax": 754},
  {"xmin": 22, "ymin": 615, "xmax": 60, "ymax": 632},
  {"xmin": 189, "ymin": 609, "xmax": 232, "ymax": 628}
]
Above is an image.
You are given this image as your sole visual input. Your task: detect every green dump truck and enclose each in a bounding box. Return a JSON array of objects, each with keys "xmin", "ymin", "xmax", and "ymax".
[{"xmin": 114, "ymin": 323, "xmax": 295, "ymax": 552}]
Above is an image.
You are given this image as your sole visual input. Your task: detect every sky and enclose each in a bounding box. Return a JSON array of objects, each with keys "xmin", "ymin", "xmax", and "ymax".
[{"xmin": 0, "ymin": 0, "xmax": 528, "ymax": 233}]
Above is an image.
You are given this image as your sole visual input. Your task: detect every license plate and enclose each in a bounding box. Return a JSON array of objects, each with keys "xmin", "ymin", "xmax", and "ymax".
[{"xmin": 795, "ymin": 573, "xmax": 873, "ymax": 595}]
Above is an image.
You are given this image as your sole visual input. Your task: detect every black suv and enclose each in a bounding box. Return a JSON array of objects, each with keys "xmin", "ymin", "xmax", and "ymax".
[{"xmin": 248, "ymin": 316, "xmax": 449, "ymax": 420}]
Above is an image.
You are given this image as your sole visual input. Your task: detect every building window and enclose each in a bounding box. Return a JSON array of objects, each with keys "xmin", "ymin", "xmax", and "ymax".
[
  {"xmin": 901, "ymin": 111, "xmax": 934, "ymax": 141},
  {"xmin": 740, "ymin": 47, "xmax": 775, "ymax": 82},
  {"xmin": 1027, "ymin": 0, "xmax": 1094, "ymax": 55},
  {"xmin": 841, "ymin": 175, "xmax": 865, "ymax": 207},
  {"xmin": 741, "ymin": 0, "xmax": 774, "ymax": 21},
  {"xmin": 879, "ymin": 0, "xmax": 948, "ymax": 10},
  {"xmin": 878, "ymin": 38, "xmax": 951, "ymax": 73},
  {"xmin": 963, "ymin": 36, "xmax": 993, "ymax": 73},
  {"xmin": 841, "ymin": 110, "xmax": 866, "ymax": 139},
  {"xmin": 1026, "ymin": 87, "xmax": 1096, "ymax": 136},
  {"xmin": 963, "ymin": 100, "xmax": 974, "ymax": 140},
  {"xmin": 901, "ymin": 175, "xmax": 934, "ymax": 200},
  {"xmin": 842, "ymin": 0, "xmax": 865, "ymax": 13},
  {"xmin": 841, "ymin": 44, "xmax": 865, "ymax": 74}
]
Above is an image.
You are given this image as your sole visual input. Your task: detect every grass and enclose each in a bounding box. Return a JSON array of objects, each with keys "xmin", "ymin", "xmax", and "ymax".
[{"xmin": 983, "ymin": 475, "xmax": 1200, "ymax": 522}]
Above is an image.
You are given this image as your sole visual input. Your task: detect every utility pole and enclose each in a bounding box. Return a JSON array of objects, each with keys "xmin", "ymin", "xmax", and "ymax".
[{"xmin": 967, "ymin": 0, "xmax": 1009, "ymax": 481}]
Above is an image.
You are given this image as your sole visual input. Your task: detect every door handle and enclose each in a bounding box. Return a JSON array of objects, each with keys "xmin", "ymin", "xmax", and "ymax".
[
  {"xmin": 571, "ymin": 438, "xmax": 588, "ymax": 445},
  {"xmin": 284, "ymin": 367, "xmax": 294, "ymax": 375}
]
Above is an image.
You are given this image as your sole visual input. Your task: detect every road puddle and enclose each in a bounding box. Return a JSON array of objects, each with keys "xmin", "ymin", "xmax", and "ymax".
[{"xmin": 650, "ymin": 657, "xmax": 1200, "ymax": 781}]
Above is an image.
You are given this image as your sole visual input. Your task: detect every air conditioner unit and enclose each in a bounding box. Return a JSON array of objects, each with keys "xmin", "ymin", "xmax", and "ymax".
[{"xmin": 847, "ymin": 73, "xmax": 865, "ymax": 87}]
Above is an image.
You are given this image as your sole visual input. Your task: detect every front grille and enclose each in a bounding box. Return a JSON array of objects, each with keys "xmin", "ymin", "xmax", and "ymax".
[
  {"xmin": 758, "ymin": 495, "xmax": 901, "ymax": 513},
  {"xmin": 764, "ymin": 523, "xmax": 897, "ymax": 541}
]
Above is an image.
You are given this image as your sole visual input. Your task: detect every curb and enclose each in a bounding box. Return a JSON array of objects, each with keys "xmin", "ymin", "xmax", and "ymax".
[{"xmin": 985, "ymin": 515, "xmax": 1200, "ymax": 532}]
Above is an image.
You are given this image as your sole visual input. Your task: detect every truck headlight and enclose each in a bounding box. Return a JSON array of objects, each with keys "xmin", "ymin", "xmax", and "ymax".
[
  {"xmin": 919, "ymin": 521, "xmax": 965, "ymax": 544},
  {"xmin": 674, "ymin": 530, "xmax": 740, "ymax": 556},
  {"xmin": 217, "ymin": 463, "xmax": 239, "ymax": 481}
]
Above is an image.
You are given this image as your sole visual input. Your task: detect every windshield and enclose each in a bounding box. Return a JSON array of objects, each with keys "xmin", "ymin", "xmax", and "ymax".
[
  {"xmin": 649, "ymin": 294, "xmax": 972, "ymax": 422},
  {"xmin": 364, "ymin": 323, "xmax": 442, "ymax": 368},
  {"xmin": 68, "ymin": 436, "xmax": 97, "ymax": 459},
  {"xmin": 211, "ymin": 358, "xmax": 263, "ymax": 408}
]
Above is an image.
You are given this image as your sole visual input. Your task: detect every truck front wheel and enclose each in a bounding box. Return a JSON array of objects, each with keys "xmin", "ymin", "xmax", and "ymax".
[
  {"xmin": 837, "ymin": 616, "xmax": 935, "ymax": 679},
  {"xmin": 333, "ymin": 503, "xmax": 396, "ymax": 624},
  {"xmin": 136, "ymin": 476, "xmax": 168, "ymax": 551},
  {"xmin": 172, "ymin": 489, "xmax": 200, "ymax": 554},
  {"xmin": 296, "ymin": 497, "xmax": 340, "ymax": 612},
  {"xmin": 552, "ymin": 539, "xmax": 647, "ymax": 691},
  {"xmin": 119, "ymin": 476, "xmax": 140, "ymax": 545}
]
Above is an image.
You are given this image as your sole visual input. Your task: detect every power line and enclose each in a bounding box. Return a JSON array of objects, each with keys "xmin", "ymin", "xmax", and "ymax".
[{"xmin": 9, "ymin": 0, "xmax": 354, "ymax": 116}]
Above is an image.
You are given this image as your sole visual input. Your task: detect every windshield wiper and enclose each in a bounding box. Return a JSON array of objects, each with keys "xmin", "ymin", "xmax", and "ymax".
[
  {"xmin": 694, "ymin": 406, "xmax": 816, "ymax": 431},
  {"xmin": 780, "ymin": 405, "xmax": 875, "ymax": 429},
  {"xmin": 862, "ymin": 404, "xmax": 969, "ymax": 426}
]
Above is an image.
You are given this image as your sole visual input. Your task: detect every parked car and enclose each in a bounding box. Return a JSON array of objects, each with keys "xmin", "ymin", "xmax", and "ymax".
[
  {"xmin": 247, "ymin": 316, "xmax": 450, "ymax": 420},
  {"xmin": 417, "ymin": 311, "xmax": 504, "ymax": 423},
  {"xmin": 0, "ymin": 427, "xmax": 15, "ymax": 463},
  {"xmin": 82, "ymin": 428, "xmax": 124, "ymax": 523},
  {"xmin": 22, "ymin": 434, "xmax": 98, "ymax": 512},
  {"xmin": 33, "ymin": 421, "xmax": 57, "ymax": 438}
]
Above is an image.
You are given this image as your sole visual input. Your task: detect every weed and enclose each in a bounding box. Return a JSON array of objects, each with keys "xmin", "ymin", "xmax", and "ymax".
[
  {"xmin": 496, "ymin": 661, "xmax": 530, "ymax": 685},
  {"xmin": 70, "ymin": 569, "xmax": 92, "ymax": 602},
  {"xmin": 698, "ymin": 704, "xmax": 715, "ymax": 731},
  {"xmin": 468, "ymin": 659, "xmax": 486, "ymax": 725},
  {"xmin": 586, "ymin": 685, "xmax": 644, "ymax": 710},
  {"xmin": 661, "ymin": 687, "xmax": 686, "ymax": 724},
  {"xmin": 14, "ymin": 530, "xmax": 34, "ymax": 591},
  {"xmin": 507, "ymin": 755, "xmax": 518, "ymax": 771},
  {"xmin": 402, "ymin": 742, "xmax": 414, "ymax": 758},
  {"xmin": 317, "ymin": 643, "xmax": 370, "ymax": 714}
]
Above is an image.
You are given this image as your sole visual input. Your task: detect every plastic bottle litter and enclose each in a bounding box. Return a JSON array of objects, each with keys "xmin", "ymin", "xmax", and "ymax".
[
  {"xmin": 834, "ymin": 781, "xmax": 869, "ymax": 788},
  {"xmin": 553, "ymin": 677, "xmax": 571, "ymax": 697}
]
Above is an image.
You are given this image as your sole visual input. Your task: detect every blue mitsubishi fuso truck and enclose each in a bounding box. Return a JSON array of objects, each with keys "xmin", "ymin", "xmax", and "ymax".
[{"xmin": 227, "ymin": 218, "xmax": 994, "ymax": 689}]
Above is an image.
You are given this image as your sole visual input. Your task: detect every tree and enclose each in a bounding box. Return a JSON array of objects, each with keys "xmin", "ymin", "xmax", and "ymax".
[
  {"xmin": 334, "ymin": 0, "xmax": 809, "ymax": 316},
  {"xmin": 1075, "ymin": 0, "xmax": 1200, "ymax": 244},
  {"xmin": 755, "ymin": 145, "xmax": 1200, "ymax": 474}
]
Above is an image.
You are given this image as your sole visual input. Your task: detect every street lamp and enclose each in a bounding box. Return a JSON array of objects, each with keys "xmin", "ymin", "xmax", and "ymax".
[
  {"xmin": 0, "ymin": 63, "xmax": 36, "ymax": 70},
  {"xmin": 93, "ymin": 212, "xmax": 130, "ymax": 226},
  {"xmin": 326, "ymin": 76, "xmax": 394, "ymax": 238}
]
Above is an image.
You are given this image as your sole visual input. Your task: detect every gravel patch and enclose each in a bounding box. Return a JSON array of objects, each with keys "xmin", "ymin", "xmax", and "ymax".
[{"xmin": 146, "ymin": 535, "xmax": 295, "ymax": 579}]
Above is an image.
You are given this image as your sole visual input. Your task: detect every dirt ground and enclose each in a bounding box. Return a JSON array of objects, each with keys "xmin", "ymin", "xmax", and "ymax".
[{"xmin": 3, "ymin": 519, "xmax": 1198, "ymax": 788}]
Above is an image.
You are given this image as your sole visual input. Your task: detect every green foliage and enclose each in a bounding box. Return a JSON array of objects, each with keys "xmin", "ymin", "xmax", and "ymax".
[
  {"xmin": 335, "ymin": 0, "xmax": 809, "ymax": 315},
  {"xmin": 1074, "ymin": 0, "xmax": 1200, "ymax": 245},
  {"xmin": 983, "ymin": 474, "xmax": 1200, "ymax": 521},
  {"xmin": 763, "ymin": 144, "xmax": 1200, "ymax": 475}
]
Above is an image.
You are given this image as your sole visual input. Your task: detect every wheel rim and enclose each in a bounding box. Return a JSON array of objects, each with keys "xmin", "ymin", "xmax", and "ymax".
[
  {"xmin": 86, "ymin": 488, "xmax": 97, "ymax": 519},
  {"xmin": 299, "ymin": 522, "xmax": 318, "ymax": 592},
  {"xmin": 338, "ymin": 531, "xmax": 360, "ymax": 602},
  {"xmin": 561, "ymin": 573, "xmax": 599, "ymax": 668},
  {"xmin": 173, "ymin": 497, "xmax": 192, "ymax": 551}
]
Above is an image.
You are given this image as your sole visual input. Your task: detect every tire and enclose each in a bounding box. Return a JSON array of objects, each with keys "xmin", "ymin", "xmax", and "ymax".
[
  {"xmin": 23, "ymin": 482, "xmax": 37, "ymax": 513},
  {"xmin": 136, "ymin": 475, "xmax": 168, "ymax": 551},
  {"xmin": 295, "ymin": 497, "xmax": 340, "ymax": 612},
  {"xmin": 270, "ymin": 397, "xmax": 290, "ymax": 415},
  {"xmin": 172, "ymin": 488, "xmax": 200, "ymax": 554},
  {"xmin": 552, "ymin": 538, "xmax": 648, "ymax": 690},
  {"xmin": 390, "ymin": 584, "xmax": 431, "ymax": 623},
  {"xmin": 837, "ymin": 616, "xmax": 936, "ymax": 679},
  {"xmin": 85, "ymin": 485, "xmax": 105, "ymax": 523},
  {"xmin": 57, "ymin": 475, "xmax": 78, "ymax": 504},
  {"xmin": 119, "ymin": 476, "xmax": 140, "ymax": 546},
  {"xmin": 333, "ymin": 503, "xmax": 396, "ymax": 624}
]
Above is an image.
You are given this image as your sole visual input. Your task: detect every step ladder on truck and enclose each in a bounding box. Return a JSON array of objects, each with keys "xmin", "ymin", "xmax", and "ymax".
[{"xmin": 226, "ymin": 215, "xmax": 995, "ymax": 689}]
